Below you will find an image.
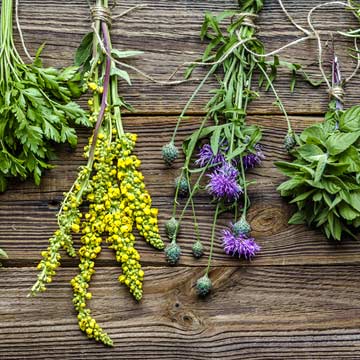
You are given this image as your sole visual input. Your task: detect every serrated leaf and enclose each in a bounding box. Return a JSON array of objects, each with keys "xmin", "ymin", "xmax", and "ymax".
[
  {"xmin": 75, "ymin": 32, "xmax": 93, "ymax": 66},
  {"xmin": 326, "ymin": 132, "xmax": 360, "ymax": 155}
]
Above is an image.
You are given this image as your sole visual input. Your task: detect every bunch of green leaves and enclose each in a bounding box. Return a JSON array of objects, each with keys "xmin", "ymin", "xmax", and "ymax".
[
  {"xmin": 0, "ymin": 0, "xmax": 89, "ymax": 191},
  {"xmin": 276, "ymin": 102, "xmax": 360, "ymax": 241}
]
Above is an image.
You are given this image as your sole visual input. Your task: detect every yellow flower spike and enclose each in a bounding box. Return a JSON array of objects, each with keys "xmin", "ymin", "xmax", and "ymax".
[{"xmin": 88, "ymin": 82, "xmax": 97, "ymax": 91}]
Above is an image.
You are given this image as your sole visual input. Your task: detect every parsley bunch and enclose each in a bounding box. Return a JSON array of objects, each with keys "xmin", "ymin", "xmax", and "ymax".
[{"xmin": 0, "ymin": 0, "xmax": 89, "ymax": 191}]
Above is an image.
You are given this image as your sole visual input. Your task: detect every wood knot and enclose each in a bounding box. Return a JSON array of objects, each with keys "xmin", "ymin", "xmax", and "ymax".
[{"xmin": 251, "ymin": 205, "xmax": 287, "ymax": 235}]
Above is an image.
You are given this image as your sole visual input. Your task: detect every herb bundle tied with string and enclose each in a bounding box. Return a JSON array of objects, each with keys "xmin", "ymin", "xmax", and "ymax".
[
  {"xmin": 0, "ymin": 0, "xmax": 89, "ymax": 191},
  {"xmin": 276, "ymin": 1, "xmax": 360, "ymax": 241},
  {"xmin": 30, "ymin": 1, "xmax": 165, "ymax": 346},
  {"xmin": 162, "ymin": 0, "xmax": 298, "ymax": 296}
]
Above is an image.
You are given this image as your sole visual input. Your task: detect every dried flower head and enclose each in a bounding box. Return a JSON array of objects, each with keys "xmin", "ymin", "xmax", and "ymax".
[
  {"xmin": 165, "ymin": 217, "xmax": 179, "ymax": 240},
  {"xmin": 196, "ymin": 274, "xmax": 212, "ymax": 297},
  {"xmin": 175, "ymin": 175, "xmax": 189, "ymax": 197},
  {"xmin": 232, "ymin": 217, "xmax": 251, "ymax": 236},
  {"xmin": 165, "ymin": 241, "xmax": 181, "ymax": 265},
  {"xmin": 162, "ymin": 142, "xmax": 179, "ymax": 166},
  {"xmin": 207, "ymin": 162, "xmax": 242, "ymax": 201},
  {"xmin": 192, "ymin": 240, "xmax": 204, "ymax": 258},
  {"xmin": 284, "ymin": 132, "xmax": 296, "ymax": 152}
]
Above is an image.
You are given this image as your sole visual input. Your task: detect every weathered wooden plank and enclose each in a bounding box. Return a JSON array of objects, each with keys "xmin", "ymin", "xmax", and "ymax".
[
  {"xmin": 15, "ymin": 0, "xmax": 360, "ymax": 115},
  {"xmin": 1, "ymin": 266, "xmax": 360, "ymax": 359},
  {"xmin": 1, "ymin": 115, "xmax": 359, "ymax": 266}
]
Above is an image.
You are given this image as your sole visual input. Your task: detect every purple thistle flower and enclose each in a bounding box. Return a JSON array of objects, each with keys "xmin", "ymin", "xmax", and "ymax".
[
  {"xmin": 206, "ymin": 162, "xmax": 242, "ymax": 201},
  {"xmin": 222, "ymin": 227, "xmax": 260, "ymax": 260},
  {"xmin": 242, "ymin": 144, "xmax": 265, "ymax": 170},
  {"xmin": 196, "ymin": 144, "xmax": 225, "ymax": 168}
]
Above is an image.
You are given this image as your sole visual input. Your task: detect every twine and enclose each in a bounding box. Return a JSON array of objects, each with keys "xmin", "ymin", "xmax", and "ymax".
[
  {"xmin": 241, "ymin": 14, "xmax": 257, "ymax": 29},
  {"xmin": 90, "ymin": 5, "xmax": 112, "ymax": 27},
  {"xmin": 329, "ymin": 85, "xmax": 345, "ymax": 103}
]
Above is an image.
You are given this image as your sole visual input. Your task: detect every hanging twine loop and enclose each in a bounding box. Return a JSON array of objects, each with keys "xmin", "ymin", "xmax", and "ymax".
[
  {"xmin": 90, "ymin": 5, "xmax": 112, "ymax": 27},
  {"xmin": 328, "ymin": 85, "xmax": 345, "ymax": 104},
  {"xmin": 240, "ymin": 13, "xmax": 258, "ymax": 29}
]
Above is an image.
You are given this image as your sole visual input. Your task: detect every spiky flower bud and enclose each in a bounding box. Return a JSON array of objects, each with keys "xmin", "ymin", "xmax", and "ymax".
[
  {"xmin": 165, "ymin": 217, "xmax": 179, "ymax": 240},
  {"xmin": 284, "ymin": 132, "xmax": 296, "ymax": 152},
  {"xmin": 192, "ymin": 240, "xmax": 204, "ymax": 258},
  {"xmin": 196, "ymin": 274, "xmax": 212, "ymax": 297},
  {"xmin": 162, "ymin": 142, "xmax": 179, "ymax": 166},
  {"xmin": 165, "ymin": 241, "xmax": 181, "ymax": 265},
  {"xmin": 233, "ymin": 217, "xmax": 251, "ymax": 236},
  {"xmin": 175, "ymin": 175, "xmax": 189, "ymax": 197}
]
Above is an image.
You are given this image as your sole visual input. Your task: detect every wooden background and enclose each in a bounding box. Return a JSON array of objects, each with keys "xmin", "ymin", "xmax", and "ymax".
[{"xmin": 1, "ymin": 0, "xmax": 360, "ymax": 358}]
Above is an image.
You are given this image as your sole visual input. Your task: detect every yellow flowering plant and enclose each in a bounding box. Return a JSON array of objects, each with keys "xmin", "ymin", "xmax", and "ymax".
[{"xmin": 30, "ymin": 0, "xmax": 164, "ymax": 346}]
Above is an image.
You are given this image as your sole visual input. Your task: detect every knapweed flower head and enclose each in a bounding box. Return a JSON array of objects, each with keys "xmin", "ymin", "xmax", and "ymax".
[
  {"xmin": 243, "ymin": 144, "xmax": 265, "ymax": 169},
  {"xmin": 175, "ymin": 175, "xmax": 189, "ymax": 197},
  {"xmin": 233, "ymin": 216, "xmax": 251, "ymax": 236},
  {"xmin": 162, "ymin": 142, "xmax": 179, "ymax": 166},
  {"xmin": 196, "ymin": 274, "xmax": 212, "ymax": 297},
  {"xmin": 192, "ymin": 240, "xmax": 204, "ymax": 258},
  {"xmin": 165, "ymin": 241, "xmax": 181, "ymax": 265},
  {"xmin": 222, "ymin": 226, "xmax": 260, "ymax": 260},
  {"xmin": 195, "ymin": 144, "xmax": 225, "ymax": 168},
  {"xmin": 207, "ymin": 162, "xmax": 242, "ymax": 201},
  {"xmin": 284, "ymin": 131, "xmax": 296, "ymax": 152},
  {"xmin": 165, "ymin": 217, "xmax": 179, "ymax": 240}
]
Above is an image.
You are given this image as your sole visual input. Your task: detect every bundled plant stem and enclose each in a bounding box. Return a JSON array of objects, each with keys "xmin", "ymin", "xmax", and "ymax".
[
  {"xmin": 162, "ymin": 0, "xmax": 295, "ymax": 296},
  {"xmin": 30, "ymin": 0, "xmax": 164, "ymax": 346},
  {"xmin": 0, "ymin": 0, "xmax": 89, "ymax": 190},
  {"xmin": 276, "ymin": 1, "xmax": 360, "ymax": 241}
]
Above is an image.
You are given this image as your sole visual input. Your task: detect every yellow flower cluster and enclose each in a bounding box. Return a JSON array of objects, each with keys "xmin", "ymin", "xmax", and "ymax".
[
  {"xmin": 30, "ymin": 168, "xmax": 88, "ymax": 295},
  {"xmin": 68, "ymin": 130, "xmax": 163, "ymax": 345}
]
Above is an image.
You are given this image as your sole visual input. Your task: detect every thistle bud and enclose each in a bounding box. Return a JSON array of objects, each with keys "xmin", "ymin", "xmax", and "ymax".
[
  {"xmin": 196, "ymin": 274, "xmax": 212, "ymax": 297},
  {"xmin": 165, "ymin": 217, "xmax": 179, "ymax": 240},
  {"xmin": 192, "ymin": 240, "xmax": 204, "ymax": 259},
  {"xmin": 165, "ymin": 241, "xmax": 181, "ymax": 265},
  {"xmin": 162, "ymin": 142, "xmax": 179, "ymax": 166},
  {"xmin": 175, "ymin": 175, "xmax": 189, "ymax": 197},
  {"xmin": 233, "ymin": 217, "xmax": 251, "ymax": 236},
  {"xmin": 284, "ymin": 132, "xmax": 296, "ymax": 152}
]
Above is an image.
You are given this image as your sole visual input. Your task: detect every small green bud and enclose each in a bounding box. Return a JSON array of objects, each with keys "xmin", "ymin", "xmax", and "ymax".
[
  {"xmin": 175, "ymin": 175, "xmax": 189, "ymax": 197},
  {"xmin": 165, "ymin": 217, "xmax": 179, "ymax": 240},
  {"xmin": 165, "ymin": 241, "xmax": 181, "ymax": 265},
  {"xmin": 192, "ymin": 240, "xmax": 204, "ymax": 258},
  {"xmin": 284, "ymin": 132, "xmax": 296, "ymax": 152},
  {"xmin": 233, "ymin": 217, "xmax": 251, "ymax": 236},
  {"xmin": 162, "ymin": 142, "xmax": 179, "ymax": 166},
  {"xmin": 196, "ymin": 274, "xmax": 212, "ymax": 297}
]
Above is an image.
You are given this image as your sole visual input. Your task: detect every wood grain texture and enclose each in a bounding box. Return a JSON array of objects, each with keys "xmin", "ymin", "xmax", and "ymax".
[
  {"xmin": 1, "ymin": 266, "xmax": 360, "ymax": 359},
  {"xmin": 16, "ymin": 0, "xmax": 360, "ymax": 115},
  {"xmin": 1, "ymin": 115, "xmax": 360, "ymax": 267},
  {"xmin": 2, "ymin": 0, "xmax": 360, "ymax": 358}
]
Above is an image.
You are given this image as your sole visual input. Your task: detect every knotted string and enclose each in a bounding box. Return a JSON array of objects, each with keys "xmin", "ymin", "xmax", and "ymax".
[{"xmin": 328, "ymin": 85, "xmax": 345, "ymax": 103}]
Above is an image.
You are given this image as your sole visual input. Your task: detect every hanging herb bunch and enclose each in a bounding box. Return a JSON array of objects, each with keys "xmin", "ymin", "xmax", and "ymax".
[
  {"xmin": 0, "ymin": 0, "xmax": 89, "ymax": 191},
  {"xmin": 276, "ymin": 2, "xmax": 360, "ymax": 241},
  {"xmin": 30, "ymin": 0, "xmax": 164, "ymax": 346},
  {"xmin": 162, "ymin": 0, "xmax": 297, "ymax": 296}
]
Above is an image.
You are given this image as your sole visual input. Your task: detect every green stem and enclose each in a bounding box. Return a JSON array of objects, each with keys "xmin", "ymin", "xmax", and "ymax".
[
  {"xmin": 186, "ymin": 171, "xmax": 201, "ymax": 241},
  {"xmin": 258, "ymin": 62, "xmax": 292, "ymax": 133},
  {"xmin": 170, "ymin": 64, "xmax": 217, "ymax": 144},
  {"xmin": 206, "ymin": 203, "xmax": 220, "ymax": 275},
  {"xmin": 178, "ymin": 166, "xmax": 208, "ymax": 224}
]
